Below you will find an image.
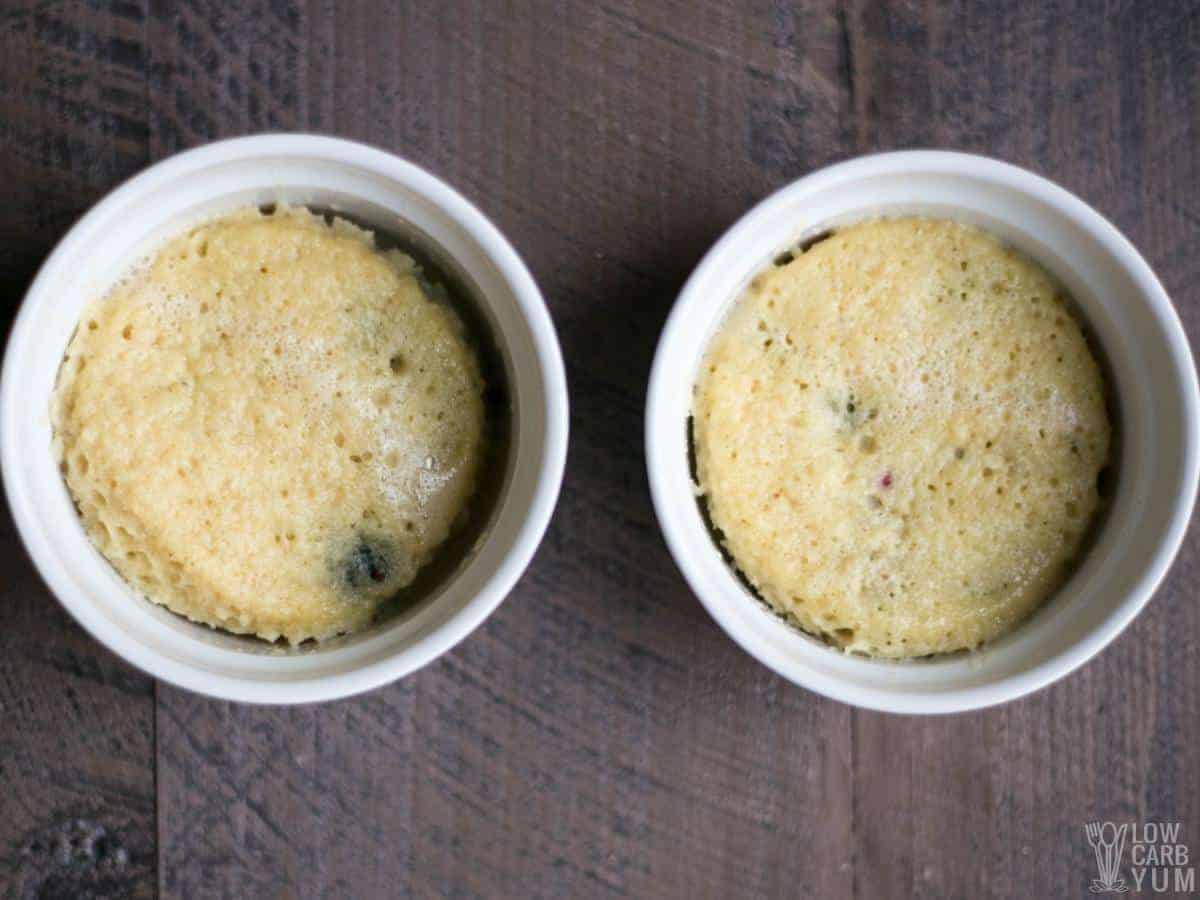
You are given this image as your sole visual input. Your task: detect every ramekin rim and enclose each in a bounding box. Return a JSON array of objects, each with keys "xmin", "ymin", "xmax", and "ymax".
[
  {"xmin": 1, "ymin": 133, "xmax": 569, "ymax": 704},
  {"xmin": 645, "ymin": 150, "xmax": 1199, "ymax": 714}
]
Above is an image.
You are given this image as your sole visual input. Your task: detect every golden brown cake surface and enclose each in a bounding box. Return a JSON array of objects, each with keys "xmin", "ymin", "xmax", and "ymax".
[
  {"xmin": 693, "ymin": 218, "xmax": 1110, "ymax": 657},
  {"xmin": 54, "ymin": 207, "xmax": 485, "ymax": 643}
]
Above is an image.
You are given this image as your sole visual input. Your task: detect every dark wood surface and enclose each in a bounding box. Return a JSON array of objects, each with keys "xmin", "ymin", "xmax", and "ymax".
[{"xmin": 1, "ymin": 2, "xmax": 1197, "ymax": 897}]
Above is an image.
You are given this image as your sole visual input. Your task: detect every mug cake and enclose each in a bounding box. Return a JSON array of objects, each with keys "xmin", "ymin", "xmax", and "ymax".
[
  {"xmin": 52, "ymin": 206, "xmax": 487, "ymax": 643},
  {"xmin": 692, "ymin": 217, "xmax": 1111, "ymax": 658}
]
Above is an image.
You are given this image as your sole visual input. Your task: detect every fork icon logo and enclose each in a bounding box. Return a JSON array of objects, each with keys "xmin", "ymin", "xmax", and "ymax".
[{"xmin": 1087, "ymin": 822, "xmax": 1130, "ymax": 893}]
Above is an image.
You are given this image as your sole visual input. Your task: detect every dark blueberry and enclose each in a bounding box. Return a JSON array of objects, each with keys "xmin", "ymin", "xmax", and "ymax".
[{"xmin": 341, "ymin": 536, "xmax": 391, "ymax": 591}]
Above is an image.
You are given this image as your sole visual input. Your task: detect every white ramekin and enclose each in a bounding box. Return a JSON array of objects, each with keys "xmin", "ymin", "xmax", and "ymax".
[
  {"xmin": 646, "ymin": 150, "xmax": 1199, "ymax": 714},
  {"xmin": 1, "ymin": 134, "xmax": 568, "ymax": 704}
]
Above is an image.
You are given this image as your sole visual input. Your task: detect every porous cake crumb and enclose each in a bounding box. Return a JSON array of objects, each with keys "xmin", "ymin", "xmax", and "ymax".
[
  {"xmin": 693, "ymin": 217, "xmax": 1111, "ymax": 658},
  {"xmin": 53, "ymin": 207, "xmax": 486, "ymax": 643}
]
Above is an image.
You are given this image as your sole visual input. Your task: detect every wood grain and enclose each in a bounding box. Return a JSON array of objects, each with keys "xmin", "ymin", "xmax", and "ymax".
[
  {"xmin": 0, "ymin": 3, "xmax": 157, "ymax": 898},
  {"xmin": 1, "ymin": 1, "xmax": 1198, "ymax": 897}
]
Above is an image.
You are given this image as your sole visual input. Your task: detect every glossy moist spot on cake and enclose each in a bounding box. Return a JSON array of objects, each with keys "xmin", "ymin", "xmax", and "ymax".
[
  {"xmin": 52, "ymin": 207, "xmax": 486, "ymax": 643},
  {"xmin": 692, "ymin": 217, "xmax": 1111, "ymax": 658}
]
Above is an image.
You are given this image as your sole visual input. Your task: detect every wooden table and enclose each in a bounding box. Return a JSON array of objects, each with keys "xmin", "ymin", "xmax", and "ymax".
[{"xmin": 2, "ymin": 2, "xmax": 1197, "ymax": 897}]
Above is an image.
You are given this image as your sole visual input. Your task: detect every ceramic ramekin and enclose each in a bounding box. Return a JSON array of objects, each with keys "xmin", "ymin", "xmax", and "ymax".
[
  {"xmin": 1, "ymin": 134, "xmax": 568, "ymax": 704},
  {"xmin": 646, "ymin": 150, "xmax": 1199, "ymax": 714}
]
